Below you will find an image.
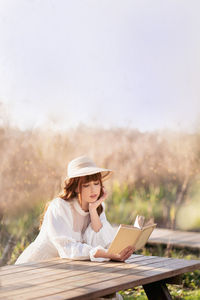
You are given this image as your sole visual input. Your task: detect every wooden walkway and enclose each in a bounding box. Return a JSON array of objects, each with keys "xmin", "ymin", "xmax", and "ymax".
[{"xmin": 148, "ymin": 228, "xmax": 200, "ymax": 251}]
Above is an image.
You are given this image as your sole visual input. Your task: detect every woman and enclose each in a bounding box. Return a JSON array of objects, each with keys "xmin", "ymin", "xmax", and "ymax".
[{"xmin": 15, "ymin": 155, "xmax": 134, "ymax": 264}]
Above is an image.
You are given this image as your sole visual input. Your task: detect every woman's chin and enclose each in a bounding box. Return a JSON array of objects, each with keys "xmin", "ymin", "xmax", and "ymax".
[{"xmin": 88, "ymin": 198, "xmax": 98, "ymax": 203}]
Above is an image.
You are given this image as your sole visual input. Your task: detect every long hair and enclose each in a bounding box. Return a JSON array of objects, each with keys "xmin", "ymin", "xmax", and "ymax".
[{"xmin": 39, "ymin": 172, "xmax": 104, "ymax": 230}]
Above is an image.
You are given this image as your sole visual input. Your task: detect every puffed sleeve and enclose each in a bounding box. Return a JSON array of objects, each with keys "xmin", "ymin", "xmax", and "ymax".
[
  {"xmin": 83, "ymin": 202, "xmax": 117, "ymax": 248},
  {"xmin": 46, "ymin": 199, "xmax": 110, "ymax": 262}
]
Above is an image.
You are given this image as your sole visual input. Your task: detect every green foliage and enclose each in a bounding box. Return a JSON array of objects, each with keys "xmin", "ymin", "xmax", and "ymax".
[
  {"xmin": 106, "ymin": 181, "xmax": 133, "ymax": 224},
  {"xmin": 119, "ymin": 270, "xmax": 200, "ymax": 299},
  {"xmin": 106, "ymin": 181, "xmax": 179, "ymax": 228},
  {"xmin": 183, "ymin": 270, "xmax": 200, "ymax": 289},
  {"xmin": 119, "ymin": 287, "xmax": 148, "ymax": 299},
  {"xmin": 5, "ymin": 201, "xmax": 41, "ymax": 239},
  {"xmin": 168, "ymin": 286, "xmax": 200, "ymax": 300},
  {"xmin": 120, "ymin": 286, "xmax": 200, "ymax": 300},
  {"xmin": 2, "ymin": 201, "xmax": 43, "ymax": 265}
]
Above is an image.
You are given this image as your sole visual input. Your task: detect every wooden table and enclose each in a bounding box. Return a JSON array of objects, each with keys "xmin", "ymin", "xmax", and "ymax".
[{"xmin": 1, "ymin": 254, "xmax": 200, "ymax": 300}]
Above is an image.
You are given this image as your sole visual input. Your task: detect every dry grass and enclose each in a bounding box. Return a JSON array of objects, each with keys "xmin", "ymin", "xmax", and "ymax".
[{"xmin": 1, "ymin": 123, "xmax": 200, "ymax": 221}]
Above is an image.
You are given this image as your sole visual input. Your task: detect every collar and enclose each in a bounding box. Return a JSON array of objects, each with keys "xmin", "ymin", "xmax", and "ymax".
[{"xmin": 73, "ymin": 198, "xmax": 90, "ymax": 216}]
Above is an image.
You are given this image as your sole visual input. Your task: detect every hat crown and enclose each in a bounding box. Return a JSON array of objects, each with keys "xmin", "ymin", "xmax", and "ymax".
[{"xmin": 68, "ymin": 156, "xmax": 96, "ymax": 177}]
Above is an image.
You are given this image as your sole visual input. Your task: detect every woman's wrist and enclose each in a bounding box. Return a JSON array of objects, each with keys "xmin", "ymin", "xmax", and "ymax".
[
  {"xmin": 89, "ymin": 209, "xmax": 103, "ymax": 232},
  {"xmin": 89, "ymin": 206, "xmax": 97, "ymax": 214},
  {"xmin": 94, "ymin": 249, "xmax": 109, "ymax": 259}
]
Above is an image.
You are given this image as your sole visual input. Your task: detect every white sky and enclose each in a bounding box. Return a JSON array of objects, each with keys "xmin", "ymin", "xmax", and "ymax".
[{"xmin": 0, "ymin": 0, "xmax": 200, "ymax": 132}]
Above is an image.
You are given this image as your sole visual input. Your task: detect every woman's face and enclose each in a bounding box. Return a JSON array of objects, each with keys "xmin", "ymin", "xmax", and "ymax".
[{"xmin": 80, "ymin": 180, "xmax": 101, "ymax": 203}]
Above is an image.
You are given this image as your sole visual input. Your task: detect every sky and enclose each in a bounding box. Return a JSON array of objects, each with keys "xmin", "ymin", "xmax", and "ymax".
[{"xmin": 0, "ymin": 0, "xmax": 200, "ymax": 132}]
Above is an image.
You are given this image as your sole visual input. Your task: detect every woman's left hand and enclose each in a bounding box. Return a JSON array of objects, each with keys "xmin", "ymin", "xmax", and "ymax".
[{"xmin": 89, "ymin": 187, "xmax": 107, "ymax": 212}]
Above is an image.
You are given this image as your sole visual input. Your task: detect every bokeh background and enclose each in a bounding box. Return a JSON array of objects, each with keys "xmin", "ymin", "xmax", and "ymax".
[{"xmin": 0, "ymin": 1, "xmax": 200, "ymax": 298}]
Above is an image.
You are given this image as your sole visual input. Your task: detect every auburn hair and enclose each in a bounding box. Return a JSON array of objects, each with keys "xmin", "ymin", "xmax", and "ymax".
[{"xmin": 39, "ymin": 173, "xmax": 104, "ymax": 230}]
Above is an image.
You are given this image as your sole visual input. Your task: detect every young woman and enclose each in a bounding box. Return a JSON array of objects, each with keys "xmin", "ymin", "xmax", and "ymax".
[{"xmin": 15, "ymin": 156, "xmax": 134, "ymax": 264}]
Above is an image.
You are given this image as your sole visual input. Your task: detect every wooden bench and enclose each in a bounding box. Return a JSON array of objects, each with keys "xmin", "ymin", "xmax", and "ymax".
[{"xmin": 1, "ymin": 254, "xmax": 200, "ymax": 300}]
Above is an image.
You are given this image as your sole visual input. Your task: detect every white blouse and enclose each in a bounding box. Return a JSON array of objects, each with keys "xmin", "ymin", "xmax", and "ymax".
[{"xmin": 14, "ymin": 197, "xmax": 116, "ymax": 264}]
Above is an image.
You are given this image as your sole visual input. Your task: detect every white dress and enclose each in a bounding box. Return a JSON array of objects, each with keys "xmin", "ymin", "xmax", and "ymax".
[{"xmin": 15, "ymin": 197, "xmax": 116, "ymax": 264}]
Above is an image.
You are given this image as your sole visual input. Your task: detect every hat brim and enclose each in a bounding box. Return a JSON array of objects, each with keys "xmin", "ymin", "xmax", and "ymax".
[{"xmin": 66, "ymin": 167, "xmax": 113, "ymax": 182}]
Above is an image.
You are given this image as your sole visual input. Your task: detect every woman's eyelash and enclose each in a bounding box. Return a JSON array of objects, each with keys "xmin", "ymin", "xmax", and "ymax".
[{"xmin": 83, "ymin": 182, "xmax": 99, "ymax": 187}]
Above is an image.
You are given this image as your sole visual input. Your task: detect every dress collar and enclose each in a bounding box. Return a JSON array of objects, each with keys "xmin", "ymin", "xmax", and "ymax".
[{"xmin": 73, "ymin": 198, "xmax": 90, "ymax": 216}]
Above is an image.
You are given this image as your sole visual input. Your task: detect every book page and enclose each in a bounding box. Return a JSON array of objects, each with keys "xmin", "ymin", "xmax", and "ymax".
[
  {"xmin": 134, "ymin": 224, "xmax": 156, "ymax": 250},
  {"xmin": 133, "ymin": 215, "xmax": 145, "ymax": 229},
  {"xmin": 134, "ymin": 215, "xmax": 154, "ymax": 229}
]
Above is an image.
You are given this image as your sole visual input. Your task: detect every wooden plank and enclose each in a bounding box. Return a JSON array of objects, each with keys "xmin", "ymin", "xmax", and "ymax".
[
  {"xmin": 2, "ymin": 261, "xmax": 109, "ymax": 286},
  {"xmin": 0, "ymin": 257, "xmax": 185, "ymax": 294},
  {"xmin": 2, "ymin": 255, "xmax": 162, "ymax": 287},
  {"xmin": 33, "ymin": 259, "xmax": 200, "ymax": 300},
  {"xmin": 149, "ymin": 228, "xmax": 200, "ymax": 250},
  {"xmin": 32, "ymin": 259, "xmax": 200, "ymax": 300},
  {"xmin": 0, "ymin": 254, "xmax": 142, "ymax": 277},
  {"xmin": 0, "ymin": 257, "xmax": 68, "ymax": 275},
  {"xmin": 150, "ymin": 231, "xmax": 197, "ymax": 240},
  {"xmin": 0, "ymin": 258, "xmax": 144, "ymax": 290},
  {"xmin": 125, "ymin": 254, "xmax": 161, "ymax": 263},
  {"xmin": 151, "ymin": 242, "xmax": 200, "ymax": 250},
  {"xmin": 0, "ymin": 257, "xmax": 171, "ymax": 297},
  {"xmin": 0, "ymin": 257, "xmax": 61, "ymax": 271},
  {"xmin": 1, "ymin": 254, "xmax": 152, "ymax": 281},
  {"xmin": 1, "ymin": 257, "xmax": 199, "ymax": 299}
]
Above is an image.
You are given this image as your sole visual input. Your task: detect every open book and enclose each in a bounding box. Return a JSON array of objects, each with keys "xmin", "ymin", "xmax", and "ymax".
[{"xmin": 107, "ymin": 215, "xmax": 157, "ymax": 255}]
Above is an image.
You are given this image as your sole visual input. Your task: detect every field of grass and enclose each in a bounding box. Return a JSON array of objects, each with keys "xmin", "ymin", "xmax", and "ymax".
[
  {"xmin": 1, "ymin": 126, "xmax": 200, "ymax": 229},
  {"xmin": 0, "ymin": 125, "xmax": 200, "ymax": 298}
]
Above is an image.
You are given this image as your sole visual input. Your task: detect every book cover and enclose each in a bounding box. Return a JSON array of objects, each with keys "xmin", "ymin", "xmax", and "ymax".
[{"xmin": 107, "ymin": 215, "xmax": 157, "ymax": 255}]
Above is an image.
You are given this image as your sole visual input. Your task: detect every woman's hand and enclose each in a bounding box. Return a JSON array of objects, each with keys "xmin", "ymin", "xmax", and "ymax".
[
  {"xmin": 94, "ymin": 245, "xmax": 135, "ymax": 262},
  {"xmin": 89, "ymin": 187, "xmax": 107, "ymax": 212},
  {"xmin": 109, "ymin": 246, "xmax": 135, "ymax": 261}
]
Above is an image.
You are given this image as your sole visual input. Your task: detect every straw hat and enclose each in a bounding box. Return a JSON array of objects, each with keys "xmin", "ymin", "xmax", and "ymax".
[{"xmin": 66, "ymin": 156, "xmax": 113, "ymax": 182}]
